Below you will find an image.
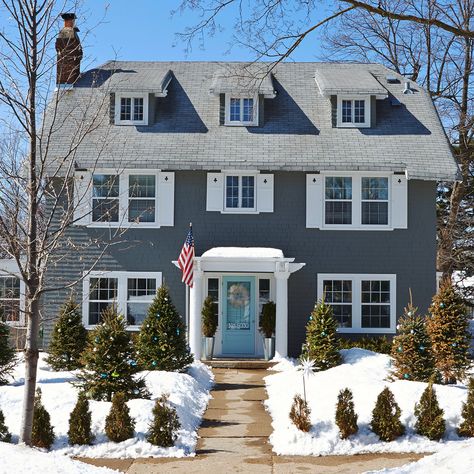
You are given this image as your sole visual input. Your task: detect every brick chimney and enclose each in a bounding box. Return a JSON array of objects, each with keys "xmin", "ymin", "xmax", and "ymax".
[{"xmin": 55, "ymin": 13, "xmax": 83, "ymax": 86}]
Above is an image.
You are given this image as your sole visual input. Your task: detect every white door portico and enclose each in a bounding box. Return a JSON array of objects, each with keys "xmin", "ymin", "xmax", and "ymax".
[{"xmin": 181, "ymin": 247, "xmax": 305, "ymax": 360}]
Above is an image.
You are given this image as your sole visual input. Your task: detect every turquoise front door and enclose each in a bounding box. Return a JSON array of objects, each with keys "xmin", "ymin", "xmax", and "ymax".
[{"xmin": 222, "ymin": 276, "xmax": 255, "ymax": 355}]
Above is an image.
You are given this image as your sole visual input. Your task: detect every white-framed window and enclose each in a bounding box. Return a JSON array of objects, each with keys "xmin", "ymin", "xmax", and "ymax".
[
  {"xmin": 337, "ymin": 96, "xmax": 370, "ymax": 128},
  {"xmin": 115, "ymin": 94, "xmax": 148, "ymax": 126},
  {"xmin": 361, "ymin": 177, "xmax": 389, "ymax": 225},
  {"xmin": 0, "ymin": 276, "xmax": 22, "ymax": 325},
  {"xmin": 225, "ymin": 95, "xmax": 258, "ymax": 126},
  {"xmin": 325, "ymin": 177, "xmax": 352, "ymax": 225},
  {"xmin": 318, "ymin": 273, "xmax": 396, "ymax": 333},
  {"xmin": 225, "ymin": 175, "xmax": 256, "ymax": 211},
  {"xmin": 75, "ymin": 170, "xmax": 175, "ymax": 228},
  {"xmin": 83, "ymin": 271, "xmax": 162, "ymax": 329}
]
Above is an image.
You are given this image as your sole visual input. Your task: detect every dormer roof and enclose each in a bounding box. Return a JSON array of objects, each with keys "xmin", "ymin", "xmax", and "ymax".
[{"xmin": 105, "ymin": 67, "xmax": 172, "ymax": 97}]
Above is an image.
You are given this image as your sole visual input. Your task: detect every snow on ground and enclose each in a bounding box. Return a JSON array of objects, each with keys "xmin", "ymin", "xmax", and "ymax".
[
  {"xmin": 366, "ymin": 439, "xmax": 474, "ymax": 473},
  {"xmin": 0, "ymin": 442, "xmax": 117, "ymax": 474},
  {"xmin": 265, "ymin": 348, "xmax": 470, "ymax": 456},
  {"xmin": 0, "ymin": 353, "xmax": 213, "ymax": 459}
]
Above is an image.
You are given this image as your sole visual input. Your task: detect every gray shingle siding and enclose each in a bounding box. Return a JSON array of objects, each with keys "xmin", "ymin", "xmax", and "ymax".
[{"xmin": 43, "ymin": 172, "xmax": 437, "ymax": 356}]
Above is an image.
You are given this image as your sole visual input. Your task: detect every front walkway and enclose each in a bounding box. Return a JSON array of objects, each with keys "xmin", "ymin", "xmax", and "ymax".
[{"xmin": 80, "ymin": 368, "xmax": 426, "ymax": 473}]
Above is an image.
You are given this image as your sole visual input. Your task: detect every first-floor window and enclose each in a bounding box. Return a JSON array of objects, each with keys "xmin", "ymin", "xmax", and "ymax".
[
  {"xmin": 207, "ymin": 278, "xmax": 220, "ymax": 323},
  {"xmin": 225, "ymin": 175, "xmax": 255, "ymax": 210},
  {"xmin": 318, "ymin": 274, "xmax": 396, "ymax": 333},
  {"xmin": 0, "ymin": 277, "xmax": 21, "ymax": 323},
  {"xmin": 85, "ymin": 272, "xmax": 161, "ymax": 327}
]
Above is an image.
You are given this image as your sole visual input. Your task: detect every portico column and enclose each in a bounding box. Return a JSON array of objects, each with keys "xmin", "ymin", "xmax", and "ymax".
[
  {"xmin": 189, "ymin": 265, "xmax": 204, "ymax": 359},
  {"xmin": 274, "ymin": 265, "xmax": 290, "ymax": 359}
]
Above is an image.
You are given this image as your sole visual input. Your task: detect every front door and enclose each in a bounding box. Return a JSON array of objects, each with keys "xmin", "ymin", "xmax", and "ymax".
[{"xmin": 222, "ymin": 276, "xmax": 255, "ymax": 356}]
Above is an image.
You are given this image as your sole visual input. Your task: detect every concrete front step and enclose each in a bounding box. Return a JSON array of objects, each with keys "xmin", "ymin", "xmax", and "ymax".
[{"xmin": 202, "ymin": 359, "xmax": 276, "ymax": 369}]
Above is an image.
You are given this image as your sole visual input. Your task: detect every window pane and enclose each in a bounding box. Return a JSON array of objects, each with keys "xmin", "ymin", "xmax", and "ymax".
[
  {"xmin": 362, "ymin": 178, "xmax": 388, "ymax": 200},
  {"xmin": 88, "ymin": 302, "xmax": 111, "ymax": 325},
  {"xmin": 0, "ymin": 300, "xmax": 20, "ymax": 322},
  {"xmin": 129, "ymin": 175, "xmax": 156, "ymax": 198},
  {"xmin": 259, "ymin": 278, "xmax": 270, "ymax": 313},
  {"xmin": 226, "ymin": 175, "xmax": 239, "ymax": 208},
  {"xmin": 230, "ymin": 98, "xmax": 240, "ymax": 121},
  {"xmin": 361, "ymin": 304, "xmax": 391, "ymax": 328},
  {"xmin": 323, "ymin": 280, "xmax": 352, "ymax": 303},
  {"xmin": 120, "ymin": 97, "xmax": 131, "ymax": 121},
  {"xmin": 325, "ymin": 177, "xmax": 352, "ymax": 200},
  {"xmin": 92, "ymin": 175, "xmax": 119, "ymax": 198},
  {"xmin": 243, "ymin": 98, "xmax": 254, "ymax": 122},
  {"xmin": 127, "ymin": 303, "xmax": 149, "ymax": 326},
  {"xmin": 361, "ymin": 280, "xmax": 391, "ymax": 328},
  {"xmin": 325, "ymin": 201, "xmax": 352, "ymax": 224},
  {"xmin": 332, "ymin": 304, "xmax": 352, "ymax": 328},
  {"xmin": 92, "ymin": 198, "xmax": 119, "ymax": 222},
  {"xmin": 127, "ymin": 278, "xmax": 156, "ymax": 299},
  {"xmin": 0, "ymin": 277, "xmax": 20, "ymax": 299},
  {"xmin": 128, "ymin": 199, "xmax": 155, "ymax": 223},
  {"xmin": 362, "ymin": 202, "xmax": 388, "ymax": 225},
  {"xmin": 207, "ymin": 278, "xmax": 219, "ymax": 321},
  {"xmin": 241, "ymin": 176, "xmax": 255, "ymax": 208},
  {"xmin": 354, "ymin": 100, "xmax": 365, "ymax": 123},
  {"xmin": 133, "ymin": 97, "xmax": 144, "ymax": 121},
  {"xmin": 89, "ymin": 278, "xmax": 117, "ymax": 301},
  {"xmin": 342, "ymin": 100, "xmax": 352, "ymax": 123}
]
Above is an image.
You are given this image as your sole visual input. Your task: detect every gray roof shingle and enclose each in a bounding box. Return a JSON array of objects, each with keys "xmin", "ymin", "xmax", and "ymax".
[{"xmin": 45, "ymin": 61, "xmax": 458, "ymax": 181}]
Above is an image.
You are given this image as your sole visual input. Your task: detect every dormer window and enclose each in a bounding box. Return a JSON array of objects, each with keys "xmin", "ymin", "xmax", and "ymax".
[
  {"xmin": 337, "ymin": 96, "xmax": 370, "ymax": 128},
  {"xmin": 115, "ymin": 94, "xmax": 148, "ymax": 125},
  {"xmin": 225, "ymin": 95, "xmax": 258, "ymax": 126}
]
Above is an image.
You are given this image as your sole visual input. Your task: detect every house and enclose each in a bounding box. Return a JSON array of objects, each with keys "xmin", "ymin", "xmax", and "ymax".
[{"xmin": 0, "ymin": 15, "xmax": 459, "ymax": 358}]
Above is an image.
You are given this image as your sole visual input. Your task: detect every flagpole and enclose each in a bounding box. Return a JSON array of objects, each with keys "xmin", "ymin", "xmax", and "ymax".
[{"xmin": 186, "ymin": 222, "xmax": 192, "ymax": 345}]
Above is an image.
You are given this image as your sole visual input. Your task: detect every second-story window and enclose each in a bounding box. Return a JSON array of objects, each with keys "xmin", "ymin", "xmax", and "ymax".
[
  {"xmin": 92, "ymin": 174, "xmax": 119, "ymax": 223},
  {"xmin": 325, "ymin": 177, "xmax": 352, "ymax": 225},
  {"xmin": 128, "ymin": 175, "xmax": 156, "ymax": 223},
  {"xmin": 361, "ymin": 177, "xmax": 389, "ymax": 225},
  {"xmin": 225, "ymin": 175, "xmax": 255, "ymax": 210},
  {"xmin": 115, "ymin": 95, "xmax": 148, "ymax": 125},
  {"xmin": 225, "ymin": 95, "xmax": 258, "ymax": 126},
  {"xmin": 337, "ymin": 96, "xmax": 370, "ymax": 127}
]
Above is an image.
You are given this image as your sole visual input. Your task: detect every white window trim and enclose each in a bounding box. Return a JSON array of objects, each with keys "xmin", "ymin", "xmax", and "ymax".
[
  {"xmin": 224, "ymin": 94, "xmax": 259, "ymax": 126},
  {"xmin": 322, "ymin": 172, "xmax": 392, "ymax": 230},
  {"xmin": 89, "ymin": 170, "xmax": 160, "ymax": 229},
  {"xmin": 82, "ymin": 271, "xmax": 162, "ymax": 330},
  {"xmin": 318, "ymin": 273, "xmax": 396, "ymax": 334},
  {"xmin": 223, "ymin": 172, "xmax": 257, "ymax": 213},
  {"xmin": 0, "ymin": 260, "xmax": 25, "ymax": 327},
  {"xmin": 115, "ymin": 93, "xmax": 149, "ymax": 126},
  {"xmin": 336, "ymin": 95, "xmax": 370, "ymax": 128}
]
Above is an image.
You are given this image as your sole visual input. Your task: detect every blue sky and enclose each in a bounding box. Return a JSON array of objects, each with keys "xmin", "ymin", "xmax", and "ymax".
[{"xmin": 80, "ymin": 0, "xmax": 326, "ymax": 67}]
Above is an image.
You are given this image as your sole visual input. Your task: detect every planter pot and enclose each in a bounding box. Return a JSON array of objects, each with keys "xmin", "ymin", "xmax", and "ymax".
[
  {"xmin": 202, "ymin": 336, "xmax": 215, "ymax": 360},
  {"xmin": 263, "ymin": 337, "xmax": 275, "ymax": 361}
]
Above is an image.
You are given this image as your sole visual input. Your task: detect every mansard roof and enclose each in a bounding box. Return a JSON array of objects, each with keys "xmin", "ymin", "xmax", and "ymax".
[{"xmin": 45, "ymin": 61, "xmax": 458, "ymax": 181}]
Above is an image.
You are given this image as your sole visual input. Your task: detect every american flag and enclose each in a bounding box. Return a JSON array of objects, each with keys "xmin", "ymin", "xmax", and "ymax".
[{"xmin": 178, "ymin": 224, "xmax": 195, "ymax": 288}]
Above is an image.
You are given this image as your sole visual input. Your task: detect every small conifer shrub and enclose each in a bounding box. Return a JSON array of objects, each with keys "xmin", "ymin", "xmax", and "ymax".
[
  {"xmin": 301, "ymin": 300, "xmax": 341, "ymax": 371},
  {"xmin": 31, "ymin": 388, "xmax": 55, "ymax": 449},
  {"xmin": 458, "ymin": 377, "xmax": 474, "ymax": 437},
  {"xmin": 289, "ymin": 394, "xmax": 311, "ymax": 432},
  {"xmin": 371, "ymin": 387, "xmax": 405, "ymax": 441},
  {"xmin": 259, "ymin": 301, "xmax": 276, "ymax": 338},
  {"xmin": 46, "ymin": 298, "xmax": 88, "ymax": 371},
  {"xmin": 147, "ymin": 395, "xmax": 181, "ymax": 447},
  {"xmin": 414, "ymin": 381, "xmax": 445, "ymax": 440},
  {"xmin": 68, "ymin": 393, "xmax": 94, "ymax": 445},
  {"xmin": 0, "ymin": 408, "xmax": 11, "ymax": 442},
  {"xmin": 105, "ymin": 392, "xmax": 135, "ymax": 442},
  {"xmin": 201, "ymin": 296, "xmax": 218, "ymax": 338},
  {"xmin": 0, "ymin": 320, "xmax": 16, "ymax": 385},
  {"xmin": 335, "ymin": 388, "xmax": 358, "ymax": 439}
]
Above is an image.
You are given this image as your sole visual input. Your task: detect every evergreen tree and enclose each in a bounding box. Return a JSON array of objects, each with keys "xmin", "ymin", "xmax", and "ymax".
[
  {"xmin": 289, "ymin": 394, "xmax": 311, "ymax": 432},
  {"xmin": 426, "ymin": 282, "xmax": 471, "ymax": 384},
  {"xmin": 301, "ymin": 300, "xmax": 341, "ymax": 371},
  {"xmin": 201, "ymin": 296, "xmax": 218, "ymax": 338},
  {"xmin": 46, "ymin": 298, "xmax": 88, "ymax": 371},
  {"xmin": 31, "ymin": 388, "xmax": 55, "ymax": 449},
  {"xmin": 68, "ymin": 393, "xmax": 94, "ymax": 445},
  {"xmin": 0, "ymin": 408, "xmax": 11, "ymax": 442},
  {"xmin": 76, "ymin": 306, "xmax": 149, "ymax": 401},
  {"xmin": 458, "ymin": 377, "xmax": 474, "ymax": 437},
  {"xmin": 414, "ymin": 381, "xmax": 446, "ymax": 440},
  {"xmin": 105, "ymin": 392, "xmax": 135, "ymax": 442},
  {"xmin": 391, "ymin": 303, "xmax": 437, "ymax": 382},
  {"xmin": 0, "ymin": 320, "xmax": 16, "ymax": 385},
  {"xmin": 335, "ymin": 388, "xmax": 358, "ymax": 439},
  {"xmin": 371, "ymin": 387, "xmax": 405, "ymax": 441},
  {"xmin": 136, "ymin": 286, "xmax": 193, "ymax": 372},
  {"xmin": 147, "ymin": 395, "xmax": 181, "ymax": 447}
]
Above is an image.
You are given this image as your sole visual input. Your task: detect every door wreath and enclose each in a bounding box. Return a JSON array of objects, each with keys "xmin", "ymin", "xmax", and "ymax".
[{"xmin": 228, "ymin": 283, "xmax": 249, "ymax": 308}]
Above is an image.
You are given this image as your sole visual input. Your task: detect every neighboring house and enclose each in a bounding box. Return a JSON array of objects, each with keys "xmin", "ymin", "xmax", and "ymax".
[{"xmin": 1, "ymin": 15, "xmax": 459, "ymax": 358}]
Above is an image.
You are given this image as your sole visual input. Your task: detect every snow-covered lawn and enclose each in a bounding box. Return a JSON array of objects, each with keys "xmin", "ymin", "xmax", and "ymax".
[
  {"xmin": 0, "ymin": 442, "xmax": 117, "ymax": 474},
  {"xmin": 265, "ymin": 348, "xmax": 471, "ymax": 456},
  {"xmin": 0, "ymin": 353, "xmax": 213, "ymax": 459}
]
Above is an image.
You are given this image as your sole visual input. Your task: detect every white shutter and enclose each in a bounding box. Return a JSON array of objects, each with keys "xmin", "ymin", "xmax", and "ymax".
[
  {"xmin": 206, "ymin": 172, "xmax": 224, "ymax": 211},
  {"xmin": 257, "ymin": 174, "xmax": 274, "ymax": 213},
  {"xmin": 391, "ymin": 174, "xmax": 408, "ymax": 229},
  {"xmin": 157, "ymin": 171, "xmax": 175, "ymax": 227},
  {"xmin": 73, "ymin": 171, "xmax": 91, "ymax": 226},
  {"xmin": 306, "ymin": 174, "xmax": 323, "ymax": 229}
]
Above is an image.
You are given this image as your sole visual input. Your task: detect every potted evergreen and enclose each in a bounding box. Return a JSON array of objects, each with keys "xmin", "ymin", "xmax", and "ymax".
[
  {"xmin": 201, "ymin": 296, "xmax": 218, "ymax": 360},
  {"xmin": 260, "ymin": 301, "xmax": 276, "ymax": 360}
]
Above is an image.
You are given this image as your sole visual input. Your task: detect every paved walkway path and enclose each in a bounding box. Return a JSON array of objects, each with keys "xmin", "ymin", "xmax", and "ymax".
[{"xmin": 80, "ymin": 368, "xmax": 425, "ymax": 473}]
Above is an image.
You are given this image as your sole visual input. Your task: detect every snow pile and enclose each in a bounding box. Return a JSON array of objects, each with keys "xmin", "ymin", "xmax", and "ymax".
[
  {"xmin": 265, "ymin": 348, "xmax": 470, "ymax": 456},
  {"xmin": 0, "ymin": 354, "xmax": 213, "ymax": 459},
  {"xmin": 201, "ymin": 247, "xmax": 284, "ymax": 259},
  {"xmin": 0, "ymin": 442, "xmax": 117, "ymax": 474},
  {"xmin": 366, "ymin": 439, "xmax": 474, "ymax": 473}
]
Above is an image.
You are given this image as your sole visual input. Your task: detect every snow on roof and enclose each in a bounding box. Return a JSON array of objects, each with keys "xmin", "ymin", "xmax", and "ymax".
[{"xmin": 201, "ymin": 247, "xmax": 284, "ymax": 259}]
